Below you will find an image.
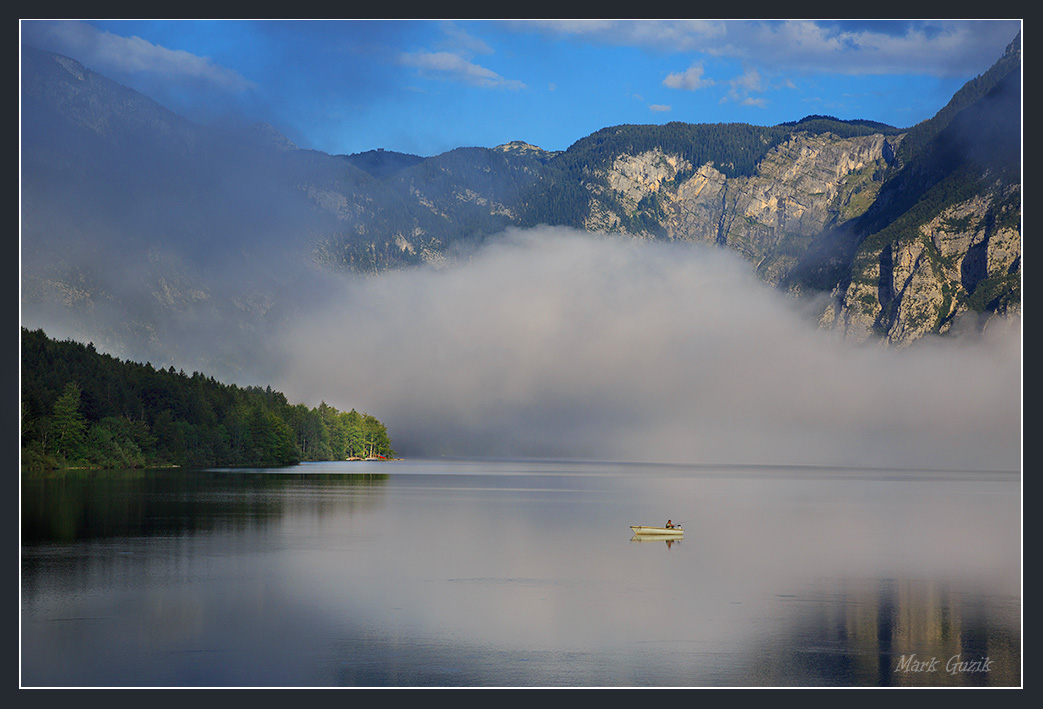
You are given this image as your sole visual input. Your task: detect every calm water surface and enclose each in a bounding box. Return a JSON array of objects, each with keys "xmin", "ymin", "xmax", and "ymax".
[{"xmin": 21, "ymin": 459, "xmax": 1022, "ymax": 687}]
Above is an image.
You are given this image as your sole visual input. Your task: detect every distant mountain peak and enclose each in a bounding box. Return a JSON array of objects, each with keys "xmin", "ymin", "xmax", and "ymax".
[
  {"xmin": 49, "ymin": 51, "xmax": 88, "ymax": 81},
  {"xmin": 495, "ymin": 140, "xmax": 541, "ymax": 151},
  {"xmin": 339, "ymin": 148, "xmax": 425, "ymax": 179},
  {"xmin": 494, "ymin": 141, "xmax": 560, "ymax": 159}
]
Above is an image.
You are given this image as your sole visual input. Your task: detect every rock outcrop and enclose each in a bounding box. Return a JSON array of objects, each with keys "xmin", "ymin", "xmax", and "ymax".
[
  {"xmin": 587, "ymin": 133, "xmax": 897, "ymax": 285},
  {"xmin": 820, "ymin": 183, "xmax": 1021, "ymax": 344},
  {"xmin": 571, "ymin": 120, "xmax": 1018, "ymax": 347}
]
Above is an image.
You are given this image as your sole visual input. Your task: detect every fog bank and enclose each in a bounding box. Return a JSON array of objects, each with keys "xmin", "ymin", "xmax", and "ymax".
[{"xmin": 274, "ymin": 227, "xmax": 1021, "ymax": 471}]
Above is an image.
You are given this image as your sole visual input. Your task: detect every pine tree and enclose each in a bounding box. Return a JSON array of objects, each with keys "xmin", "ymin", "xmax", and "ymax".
[{"xmin": 51, "ymin": 382, "xmax": 86, "ymax": 459}]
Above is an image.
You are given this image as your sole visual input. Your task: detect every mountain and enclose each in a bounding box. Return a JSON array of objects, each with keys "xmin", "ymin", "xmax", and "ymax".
[
  {"xmin": 20, "ymin": 35, "xmax": 1021, "ymax": 377},
  {"xmin": 20, "ymin": 44, "xmax": 383, "ymax": 379},
  {"xmin": 808, "ymin": 35, "xmax": 1021, "ymax": 342},
  {"xmin": 339, "ymin": 148, "xmax": 425, "ymax": 179}
]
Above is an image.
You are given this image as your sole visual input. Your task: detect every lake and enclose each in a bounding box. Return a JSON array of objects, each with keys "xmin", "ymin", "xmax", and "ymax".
[{"xmin": 20, "ymin": 458, "xmax": 1022, "ymax": 688}]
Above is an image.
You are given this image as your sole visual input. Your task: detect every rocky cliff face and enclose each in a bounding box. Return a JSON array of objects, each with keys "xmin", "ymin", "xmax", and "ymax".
[
  {"xmin": 820, "ymin": 182, "xmax": 1020, "ymax": 344},
  {"xmin": 576, "ymin": 122, "xmax": 1018, "ymax": 347},
  {"xmin": 584, "ymin": 133, "xmax": 897, "ymax": 286}
]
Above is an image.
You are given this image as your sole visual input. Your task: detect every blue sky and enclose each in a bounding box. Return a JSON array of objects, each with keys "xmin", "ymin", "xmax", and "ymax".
[{"xmin": 21, "ymin": 19, "xmax": 1021, "ymax": 157}]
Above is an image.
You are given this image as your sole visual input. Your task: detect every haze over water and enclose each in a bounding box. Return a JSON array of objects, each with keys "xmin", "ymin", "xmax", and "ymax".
[
  {"xmin": 274, "ymin": 229, "xmax": 1021, "ymax": 474},
  {"xmin": 20, "ymin": 459, "xmax": 1021, "ymax": 687}
]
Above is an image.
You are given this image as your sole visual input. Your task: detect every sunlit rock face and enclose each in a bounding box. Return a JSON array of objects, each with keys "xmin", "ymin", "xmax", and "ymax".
[
  {"xmin": 824, "ymin": 185, "xmax": 1021, "ymax": 345},
  {"xmin": 591, "ymin": 133, "xmax": 896, "ymax": 283},
  {"xmin": 582, "ymin": 123, "xmax": 1019, "ymax": 347}
]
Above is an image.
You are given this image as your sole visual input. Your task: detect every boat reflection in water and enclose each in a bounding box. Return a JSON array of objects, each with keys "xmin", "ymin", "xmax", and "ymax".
[{"xmin": 630, "ymin": 535, "xmax": 682, "ymax": 548}]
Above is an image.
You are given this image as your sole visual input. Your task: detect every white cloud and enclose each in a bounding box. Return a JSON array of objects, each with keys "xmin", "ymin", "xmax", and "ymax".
[
  {"xmin": 21, "ymin": 20, "xmax": 254, "ymax": 91},
  {"xmin": 663, "ymin": 62, "xmax": 715, "ymax": 91},
  {"xmin": 722, "ymin": 67, "xmax": 771, "ymax": 107},
  {"xmin": 756, "ymin": 20, "xmax": 1009, "ymax": 77},
  {"xmin": 649, "ymin": 104, "xmax": 671, "ymax": 112},
  {"xmin": 399, "ymin": 50, "xmax": 526, "ymax": 90},
  {"xmin": 517, "ymin": 19, "xmax": 1019, "ymax": 79},
  {"xmin": 437, "ymin": 21, "xmax": 494, "ymax": 56},
  {"xmin": 275, "ymin": 228, "xmax": 1021, "ymax": 472},
  {"xmin": 518, "ymin": 19, "xmax": 724, "ymax": 52},
  {"xmin": 731, "ymin": 67, "xmax": 765, "ymax": 92}
]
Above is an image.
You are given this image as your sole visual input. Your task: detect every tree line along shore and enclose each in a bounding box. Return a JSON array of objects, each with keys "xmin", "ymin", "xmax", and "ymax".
[{"xmin": 20, "ymin": 328, "xmax": 396, "ymax": 472}]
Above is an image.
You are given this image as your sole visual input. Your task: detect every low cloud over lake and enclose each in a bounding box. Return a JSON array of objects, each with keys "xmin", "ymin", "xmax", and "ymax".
[{"xmin": 274, "ymin": 227, "xmax": 1021, "ymax": 472}]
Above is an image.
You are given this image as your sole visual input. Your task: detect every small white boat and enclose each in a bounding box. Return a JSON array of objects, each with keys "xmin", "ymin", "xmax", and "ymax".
[{"xmin": 630, "ymin": 525, "xmax": 683, "ymax": 537}]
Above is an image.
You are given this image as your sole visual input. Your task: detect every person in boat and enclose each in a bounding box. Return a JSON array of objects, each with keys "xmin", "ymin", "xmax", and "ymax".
[{"xmin": 666, "ymin": 519, "xmax": 677, "ymax": 529}]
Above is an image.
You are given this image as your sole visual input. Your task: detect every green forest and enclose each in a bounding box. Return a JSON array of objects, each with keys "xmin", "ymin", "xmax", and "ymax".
[{"xmin": 20, "ymin": 328, "xmax": 395, "ymax": 472}]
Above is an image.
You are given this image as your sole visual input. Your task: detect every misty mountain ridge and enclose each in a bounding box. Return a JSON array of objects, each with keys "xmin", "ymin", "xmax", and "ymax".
[
  {"xmin": 338, "ymin": 148, "xmax": 426, "ymax": 179},
  {"xmin": 20, "ymin": 36, "xmax": 1021, "ymax": 386}
]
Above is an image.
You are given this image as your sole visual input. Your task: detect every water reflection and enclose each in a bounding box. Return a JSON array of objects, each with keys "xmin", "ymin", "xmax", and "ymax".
[
  {"xmin": 629, "ymin": 536, "xmax": 683, "ymax": 549},
  {"xmin": 20, "ymin": 461, "xmax": 1020, "ymax": 687},
  {"xmin": 746, "ymin": 576, "xmax": 1020, "ymax": 686},
  {"xmin": 21, "ymin": 468, "xmax": 390, "ymax": 543}
]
